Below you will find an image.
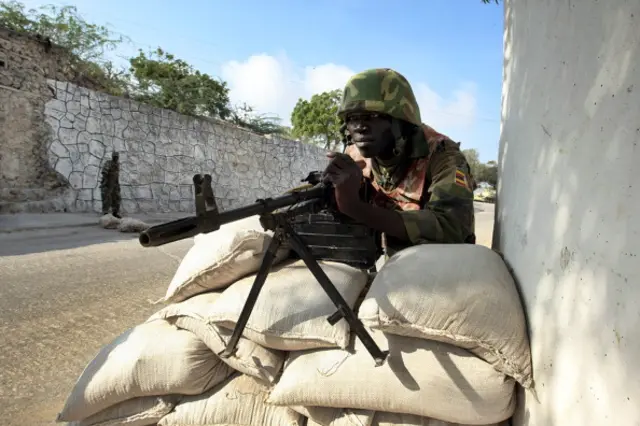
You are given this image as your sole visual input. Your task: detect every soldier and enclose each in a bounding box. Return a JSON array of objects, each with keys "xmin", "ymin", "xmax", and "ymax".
[
  {"xmin": 323, "ymin": 68, "xmax": 476, "ymax": 257},
  {"xmin": 100, "ymin": 151, "xmax": 122, "ymax": 218}
]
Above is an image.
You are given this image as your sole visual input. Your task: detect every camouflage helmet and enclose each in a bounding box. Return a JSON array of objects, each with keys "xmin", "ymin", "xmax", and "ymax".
[{"xmin": 337, "ymin": 68, "xmax": 422, "ymax": 127}]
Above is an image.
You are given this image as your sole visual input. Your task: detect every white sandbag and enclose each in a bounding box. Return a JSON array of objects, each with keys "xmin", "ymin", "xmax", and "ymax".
[
  {"xmin": 68, "ymin": 396, "xmax": 178, "ymax": 426},
  {"xmin": 305, "ymin": 411, "xmax": 511, "ymax": 426},
  {"xmin": 267, "ymin": 329, "xmax": 516, "ymax": 425},
  {"xmin": 207, "ymin": 259, "xmax": 370, "ymax": 351},
  {"xmin": 149, "ymin": 291, "xmax": 285, "ymax": 383},
  {"xmin": 292, "ymin": 406, "xmax": 373, "ymax": 426},
  {"xmin": 163, "ymin": 215, "xmax": 290, "ymax": 303},
  {"xmin": 358, "ymin": 244, "xmax": 533, "ymax": 388},
  {"xmin": 99, "ymin": 214, "xmax": 121, "ymax": 229},
  {"xmin": 370, "ymin": 412, "xmax": 511, "ymax": 426},
  {"xmin": 158, "ymin": 373, "xmax": 304, "ymax": 426},
  {"xmin": 299, "ymin": 407, "xmax": 512, "ymax": 426},
  {"xmin": 57, "ymin": 319, "xmax": 234, "ymax": 422},
  {"xmin": 118, "ymin": 217, "xmax": 150, "ymax": 233}
]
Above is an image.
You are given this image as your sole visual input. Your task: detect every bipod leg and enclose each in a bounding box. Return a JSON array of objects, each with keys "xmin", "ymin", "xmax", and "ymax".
[
  {"xmin": 219, "ymin": 227, "xmax": 284, "ymax": 358},
  {"xmin": 283, "ymin": 221, "xmax": 389, "ymax": 366}
]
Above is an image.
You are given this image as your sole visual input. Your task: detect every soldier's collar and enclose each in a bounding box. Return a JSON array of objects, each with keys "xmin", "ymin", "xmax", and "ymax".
[{"xmin": 408, "ymin": 126, "xmax": 429, "ymax": 159}]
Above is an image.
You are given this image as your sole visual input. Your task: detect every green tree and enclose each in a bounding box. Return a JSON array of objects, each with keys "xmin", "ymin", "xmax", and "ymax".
[
  {"xmin": 0, "ymin": 1, "xmax": 128, "ymax": 94},
  {"xmin": 463, "ymin": 148, "xmax": 498, "ymax": 187},
  {"xmin": 128, "ymin": 48, "xmax": 232, "ymax": 119},
  {"xmin": 0, "ymin": 1, "xmax": 124, "ymax": 61},
  {"xmin": 462, "ymin": 148, "xmax": 482, "ymax": 178},
  {"xmin": 228, "ymin": 103, "xmax": 288, "ymax": 136},
  {"xmin": 291, "ymin": 89, "xmax": 343, "ymax": 150},
  {"xmin": 476, "ymin": 160, "xmax": 498, "ymax": 187}
]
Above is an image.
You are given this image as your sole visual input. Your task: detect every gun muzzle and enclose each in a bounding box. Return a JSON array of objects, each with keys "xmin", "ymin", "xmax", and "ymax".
[{"xmin": 139, "ymin": 217, "xmax": 202, "ymax": 247}]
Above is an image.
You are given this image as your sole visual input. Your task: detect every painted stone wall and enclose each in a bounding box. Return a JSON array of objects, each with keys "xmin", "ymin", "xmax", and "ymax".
[{"xmin": 44, "ymin": 80, "xmax": 328, "ymax": 214}]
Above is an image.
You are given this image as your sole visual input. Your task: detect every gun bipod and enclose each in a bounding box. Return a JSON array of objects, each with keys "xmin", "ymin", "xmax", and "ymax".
[{"xmin": 218, "ymin": 212, "xmax": 389, "ymax": 367}]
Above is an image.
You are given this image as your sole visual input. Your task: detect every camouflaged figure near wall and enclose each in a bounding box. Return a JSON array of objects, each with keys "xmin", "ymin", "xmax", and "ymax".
[
  {"xmin": 100, "ymin": 152, "xmax": 121, "ymax": 218},
  {"xmin": 338, "ymin": 68, "xmax": 476, "ymax": 253}
]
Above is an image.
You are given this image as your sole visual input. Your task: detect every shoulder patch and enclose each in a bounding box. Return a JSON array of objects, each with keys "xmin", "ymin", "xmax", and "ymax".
[{"xmin": 455, "ymin": 168, "xmax": 468, "ymax": 188}]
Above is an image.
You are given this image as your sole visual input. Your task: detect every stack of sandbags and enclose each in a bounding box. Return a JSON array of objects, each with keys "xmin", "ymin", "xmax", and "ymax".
[
  {"xmin": 56, "ymin": 215, "xmax": 298, "ymax": 425},
  {"xmin": 265, "ymin": 243, "xmax": 532, "ymax": 426},
  {"xmin": 57, "ymin": 214, "xmax": 531, "ymax": 426},
  {"xmin": 148, "ymin": 241, "xmax": 528, "ymax": 425}
]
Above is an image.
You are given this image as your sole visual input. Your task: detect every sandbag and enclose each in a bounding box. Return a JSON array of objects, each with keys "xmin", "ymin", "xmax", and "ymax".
[
  {"xmin": 291, "ymin": 406, "xmax": 373, "ymax": 426},
  {"xmin": 158, "ymin": 373, "xmax": 304, "ymax": 426},
  {"xmin": 369, "ymin": 413, "xmax": 511, "ymax": 426},
  {"xmin": 118, "ymin": 217, "xmax": 150, "ymax": 233},
  {"xmin": 207, "ymin": 259, "xmax": 370, "ymax": 351},
  {"xmin": 267, "ymin": 329, "xmax": 516, "ymax": 425},
  {"xmin": 358, "ymin": 244, "xmax": 533, "ymax": 388},
  {"xmin": 57, "ymin": 319, "xmax": 234, "ymax": 422},
  {"xmin": 67, "ymin": 396, "xmax": 178, "ymax": 426},
  {"xmin": 162, "ymin": 215, "xmax": 290, "ymax": 303},
  {"xmin": 99, "ymin": 214, "xmax": 120, "ymax": 229},
  {"xmin": 305, "ymin": 412, "xmax": 511, "ymax": 426},
  {"xmin": 148, "ymin": 291, "xmax": 285, "ymax": 383},
  {"xmin": 297, "ymin": 406, "xmax": 513, "ymax": 426}
]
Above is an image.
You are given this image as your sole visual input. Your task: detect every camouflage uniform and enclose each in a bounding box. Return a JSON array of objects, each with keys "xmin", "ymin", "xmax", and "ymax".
[
  {"xmin": 100, "ymin": 152, "xmax": 121, "ymax": 217},
  {"xmin": 338, "ymin": 68, "xmax": 476, "ymax": 252}
]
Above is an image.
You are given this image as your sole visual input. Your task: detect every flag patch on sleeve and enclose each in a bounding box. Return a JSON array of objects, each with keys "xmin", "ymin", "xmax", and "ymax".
[{"xmin": 455, "ymin": 169, "xmax": 468, "ymax": 187}]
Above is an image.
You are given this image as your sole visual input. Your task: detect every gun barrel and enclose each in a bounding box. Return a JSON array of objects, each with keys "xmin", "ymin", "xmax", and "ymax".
[
  {"xmin": 139, "ymin": 217, "xmax": 200, "ymax": 247},
  {"xmin": 218, "ymin": 185, "xmax": 326, "ymax": 222},
  {"xmin": 139, "ymin": 184, "xmax": 327, "ymax": 248}
]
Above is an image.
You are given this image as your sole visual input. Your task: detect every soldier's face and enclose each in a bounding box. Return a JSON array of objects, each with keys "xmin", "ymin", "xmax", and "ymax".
[{"xmin": 345, "ymin": 112, "xmax": 394, "ymax": 159}]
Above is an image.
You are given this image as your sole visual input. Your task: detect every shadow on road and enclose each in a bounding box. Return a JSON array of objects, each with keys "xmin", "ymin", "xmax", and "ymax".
[{"xmin": 0, "ymin": 227, "xmax": 141, "ymax": 256}]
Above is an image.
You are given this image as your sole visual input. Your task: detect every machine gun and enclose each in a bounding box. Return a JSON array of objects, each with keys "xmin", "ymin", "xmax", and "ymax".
[{"xmin": 139, "ymin": 172, "xmax": 389, "ymax": 366}]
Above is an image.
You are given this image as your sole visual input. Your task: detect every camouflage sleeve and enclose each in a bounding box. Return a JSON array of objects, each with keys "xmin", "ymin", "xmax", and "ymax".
[{"xmin": 397, "ymin": 149, "xmax": 475, "ymax": 244}]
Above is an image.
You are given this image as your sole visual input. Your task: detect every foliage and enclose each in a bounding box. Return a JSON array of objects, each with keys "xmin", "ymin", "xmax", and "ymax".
[
  {"xmin": 291, "ymin": 89, "xmax": 343, "ymax": 150},
  {"xmin": 0, "ymin": 1, "xmax": 124, "ymax": 61},
  {"xmin": 462, "ymin": 149, "xmax": 498, "ymax": 187},
  {"xmin": 0, "ymin": 2, "xmax": 288, "ymax": 132},
  {"xmin": 0, "ymin": 1, "xmax": 128, "ymax": 93},
  {"xmin": 228, "ymin": 103, "xmax": 289, "ymax": 136},
  {"xmin": 462, "ymin": 148, "xmax": 481, "ymax": 175},
  {"xmin": 476, "ymin": 160, "xmax": 498, "ymax": 186},
  {"xmin": 128, "ymin": 48, "xmax": 232, "ymax": 119}
]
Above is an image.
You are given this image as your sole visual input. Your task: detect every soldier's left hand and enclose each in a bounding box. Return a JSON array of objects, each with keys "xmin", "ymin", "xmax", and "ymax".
[{"xmin": 324, "ymin": 152, "xmax": 365, "ymax": 211}]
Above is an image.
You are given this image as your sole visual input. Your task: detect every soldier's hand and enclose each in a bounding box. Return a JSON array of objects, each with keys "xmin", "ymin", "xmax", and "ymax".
[{"xmin": 323, "ymin": 152, "xmax": 365, "ymax": 212}]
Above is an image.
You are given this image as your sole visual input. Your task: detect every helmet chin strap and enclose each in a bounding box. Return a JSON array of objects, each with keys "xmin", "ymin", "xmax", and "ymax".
[
  {"xmin": 339, "ymin": 120, "xmax": 350, "ymax": 153},
  {"xmin": 390, "ymin": 118, "xmax": 406, "ymax": 158}
]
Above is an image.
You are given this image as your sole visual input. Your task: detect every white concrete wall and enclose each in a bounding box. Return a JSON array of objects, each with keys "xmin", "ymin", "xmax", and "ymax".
[{"xmin": 496, "ymin": 1, "xmax": 640, "ymax": 424}]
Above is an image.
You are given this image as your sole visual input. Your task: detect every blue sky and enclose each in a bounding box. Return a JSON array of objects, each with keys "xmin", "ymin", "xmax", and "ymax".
[{"xmin": 23, "ymin": 0, "xmax": 504, "ymax": 161}]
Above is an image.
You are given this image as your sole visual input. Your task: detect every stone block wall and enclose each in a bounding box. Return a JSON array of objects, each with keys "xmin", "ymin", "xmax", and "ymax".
[
  {"xmin": 44, "ymin": 80, "xmax": 328, "ymax": 214},
  {"xmin": 0, "ymin": 26, "xmax": 109, "ymax": 209},
  {"xmin": 0, "ymin": 27, "xmax": 73, "ymax": 203}
]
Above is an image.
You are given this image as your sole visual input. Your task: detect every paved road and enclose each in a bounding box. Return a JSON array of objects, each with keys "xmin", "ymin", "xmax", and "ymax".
[
  {"xmin": 474, "ymin": 201, "xmax": 495, "ymax": 248},
  {"xmin": 0, "ymin": 227, "xmax": 193, "ymax": 426},
  {"xmin": 0, "ymin": 204, "xmax": 494, "ymax": 426}
]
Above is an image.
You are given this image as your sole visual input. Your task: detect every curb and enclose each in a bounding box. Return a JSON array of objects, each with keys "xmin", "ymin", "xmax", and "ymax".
[
  {"xmin": 0, "ymin": 217, "xmax": 172, "ymax": 234},
  {"xmin": 0, "ymin": 221, "xmax": 98, "ymax": 234}
]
